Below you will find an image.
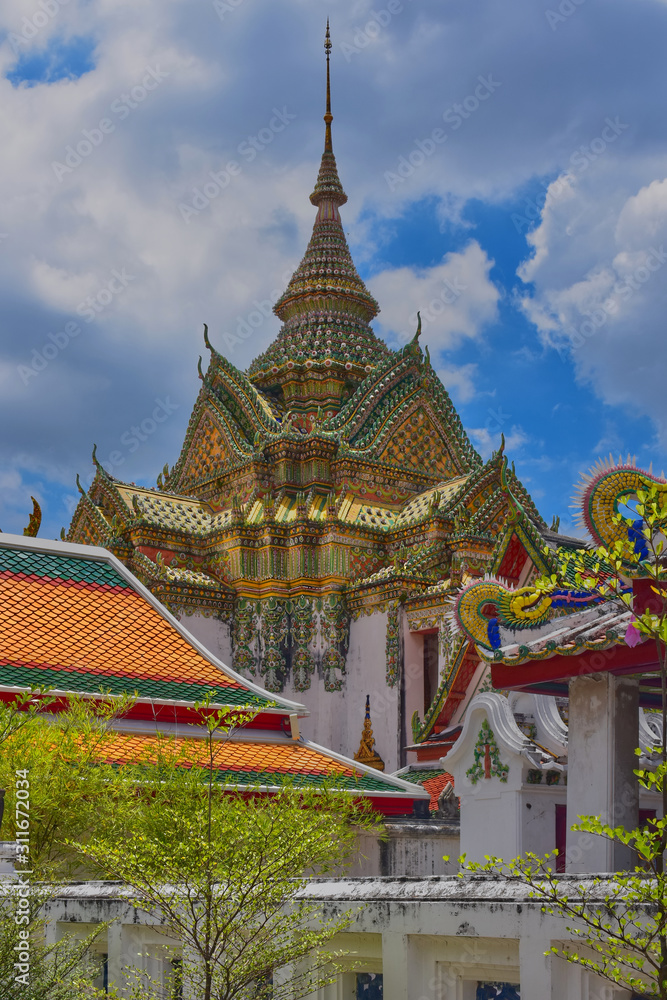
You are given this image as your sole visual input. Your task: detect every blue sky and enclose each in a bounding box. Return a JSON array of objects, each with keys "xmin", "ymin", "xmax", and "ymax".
[
  {"xmin": 6, "ymin": 34, "xmax": 95, "ymax": 87},
  {"xmin": 1, "ymin": 0, "xmax": 667, "ymax": 539}
]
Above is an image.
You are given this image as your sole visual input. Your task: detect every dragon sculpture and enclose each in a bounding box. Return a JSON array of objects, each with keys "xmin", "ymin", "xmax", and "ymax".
[
  {"xmin": 452, "ymin": 577, "xmax": 600, "ymax": 651},
  {"xmin": 452, "ymin": 458, "xmax": 664, "ymax": 652},
  {"xmin": 576, "ymin": 457, "xmax": 667, "ymax": 560}
]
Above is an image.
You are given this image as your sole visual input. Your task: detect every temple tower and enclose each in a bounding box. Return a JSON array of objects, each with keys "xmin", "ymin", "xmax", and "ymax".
[
  {"xmin": 67, "ymin": 29, "xmax": 544, "ymax": 770},
  {"xmin": 249, "ymin": 21, "xmax": 389, "ymax": 427}
]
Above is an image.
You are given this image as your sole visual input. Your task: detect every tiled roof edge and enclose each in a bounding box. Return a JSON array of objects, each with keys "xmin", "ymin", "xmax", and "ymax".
[
  {"xmin": 0, "ymin": 534, "xmax": 308, "ymax": 718},
  {"xmin": 303, "ymin": 738, "xmax": 430, "ymax": 799}
]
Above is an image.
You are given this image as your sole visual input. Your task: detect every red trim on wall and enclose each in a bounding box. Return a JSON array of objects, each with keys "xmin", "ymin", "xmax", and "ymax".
[
  {"xmin": 366, "ymin": 796, "xmax": 416, "ymax": 816},
  {"xmin": 0, "ymin": 692, "xmax": 290, "ymax": 731},
  {"xmin": 491, "ymin": 639, "xmax": 659, "ymax": 690},
  {"xmin": 555, "ymin": 804, "xmax": 567, "ymax": 872}
]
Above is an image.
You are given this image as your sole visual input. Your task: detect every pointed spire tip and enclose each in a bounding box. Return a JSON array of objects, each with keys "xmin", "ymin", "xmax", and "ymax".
[{"xmin": 324, "ymin": 19, "xmax": 333, "ymax": 152}]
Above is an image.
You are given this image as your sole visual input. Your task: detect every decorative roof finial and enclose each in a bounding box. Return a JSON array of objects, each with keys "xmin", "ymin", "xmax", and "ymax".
[
  {"xmin": 324, "ymin": 19, "xmax": 333, "ymax": 153},
  {"xmin": 23, "ymin": 497, "xmax": 41, "ymax": 538},
  {"xmin": 411, "ymin": 311, "xmax": 422, "ymax": 343},
  {"xmin": 354, "ymin": 694, "xmax": 385, "ymax": 771},
  {"xmin": 248, "ymin": 22, "xmax": 388, "ymax": 387},
  {"xmin": 307, "ymin": 23, "xmax": 347, "ymax": 209}
]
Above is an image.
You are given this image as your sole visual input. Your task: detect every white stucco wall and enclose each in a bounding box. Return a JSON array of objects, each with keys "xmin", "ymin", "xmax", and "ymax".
[
  {"xmin": 567, "ymin": 673, "xmax": 639, "ymax": 873},
  {"xmin": 179, "ymin": 605, "xmax": 403, "ymax": 772},
  {"xmin": 403, "ymin": 624, "xmax": 426, "ymax": 743},
  {"xmin": 280, "ymin": 610, "xmax": 402, "ymax": 772},
  {"xmin": 43, "ymin": 879, "xmax": 640, "ymax": 999},
  {"xmin": 177, "ymin": 611, "xmax": 233, "ymax": 666}
]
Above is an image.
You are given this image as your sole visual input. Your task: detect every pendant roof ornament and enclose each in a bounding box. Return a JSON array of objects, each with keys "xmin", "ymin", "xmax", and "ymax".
[{"xmin": 248, "ymin": 22, "xmax": 390, "ymax": 391}]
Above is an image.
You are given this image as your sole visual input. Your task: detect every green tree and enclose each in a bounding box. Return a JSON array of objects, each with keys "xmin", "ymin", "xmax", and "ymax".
[
  {"xmin": 75, "ymin": 700, "xmax": 379, "ymax": 1000},
  {"xmin": 0, "ymin": 694, "xmax": 130, "ymax": 999},
  {"xmin": 464, "ymin": 479, "xmax": 667, "ymax": 997},
  {"xmin": 0, "ymin": 886, "xmax": 107, "ymax": 1000},
  {"xmin": 0, "ymin": 692, "xmax": 135, "ymax": 878}
]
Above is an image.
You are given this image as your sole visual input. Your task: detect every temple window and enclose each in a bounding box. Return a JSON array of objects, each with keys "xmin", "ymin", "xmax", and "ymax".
[
  {"xmin": 476, "ymin": 985, "xmax": 520, "ymax": 999},
  {"xmin": 357, "ymin": 972, "xmax": 383, "ymax": 998}
]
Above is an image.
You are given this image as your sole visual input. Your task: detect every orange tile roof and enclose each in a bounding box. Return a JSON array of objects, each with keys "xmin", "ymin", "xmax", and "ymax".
[
  {"xmin": 421, "ymin": 771, "xmax": 454, "ymax": 811},
  {"xmin": 92, "ymin": 732, "xmax": 396, "ymax": 791},
  {"xmin": 0, "ymin": 540, "xmax": 428, "ymax": 806},
  {"xmin": 103, "ymin": 732, "xmax": 348, "ymax": 773},
  {"xmin": 0, "ymin": 546, "xmax": 270, "ymax": 707},
  {"xmin": 2, "ymin": 576, "xmax": 239, "ymax": 688},
  {"xmin": 402, "ymin": 768, "xmax": 454, "ymax": 811}
]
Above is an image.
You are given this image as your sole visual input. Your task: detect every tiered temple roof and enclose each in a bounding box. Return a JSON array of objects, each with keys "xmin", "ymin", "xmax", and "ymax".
[
  {"xmin": 66, "ymin": 27, "xmax": 549, "ymax": 781},
  {"xmin": 0, "ymin": 532, "xmax": 428, "ymax": 811}
]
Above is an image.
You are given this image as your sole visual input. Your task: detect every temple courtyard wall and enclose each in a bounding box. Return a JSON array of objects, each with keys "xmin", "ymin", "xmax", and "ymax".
[{"xmin": 40, "ymin": 878, "xmax": 634, "ymax": 999}]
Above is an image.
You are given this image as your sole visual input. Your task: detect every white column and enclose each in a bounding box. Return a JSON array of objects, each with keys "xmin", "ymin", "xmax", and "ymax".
[
  {"xmin": 106, "ymin": 921, "xmax": 123, "ymax": 995},
  {"xmin": 381, "ymin": 932, "xmax": 409, "ymax": 1000},
  {"xmin": 519, "ymin": 934, "xmax": 551, "ymax": 998},
  {"xmin": 566, "ymin": 674, "xmax": 638, "ymax": 873}
]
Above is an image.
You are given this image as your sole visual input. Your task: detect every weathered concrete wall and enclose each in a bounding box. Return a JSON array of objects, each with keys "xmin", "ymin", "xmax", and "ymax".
[
  {"xmin": 353, "ymin": 822, "xmax": 460, "ymax": 878},
  {"xmin": 177, "ymin": 612, "xmax": 232, "ymax": 666},
  {"xmin": 44, "ymin": 878, "xmax": 637, "ymax": 999}
]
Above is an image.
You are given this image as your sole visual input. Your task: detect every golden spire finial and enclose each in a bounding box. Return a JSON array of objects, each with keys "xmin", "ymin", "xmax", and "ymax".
[
  {"xmin": 324, "ymin": 19, "xmax": 333, "ymax": 153},
  {"xmin": 354, "ymin": 695, "xmax": 385, "ymax": 772}
]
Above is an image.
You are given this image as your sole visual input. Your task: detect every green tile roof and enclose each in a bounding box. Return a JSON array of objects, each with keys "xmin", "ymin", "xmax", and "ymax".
[
  {"xmin": 0, "ymin": 548, "xmax": 130, "ymax": 589},
  {"xmin": 0, "ymin": 664, "xmax": 269, "ymax": 707}
]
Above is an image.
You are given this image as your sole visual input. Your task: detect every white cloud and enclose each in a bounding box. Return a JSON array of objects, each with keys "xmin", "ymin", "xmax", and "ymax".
[
  {"xmin": 436, "ymin": 362, "xmax": 478, "ymax": 403},
  {"xmin": 467, "ymin": 425, "xmax": 528, "ymax": 461},
  {"xmin": 367, "ymin": 241, "xmax": 499, "ymax": 351},
  {"xmin": 518, "ymin": 169, "xmax": 667, "ymax": 445},
  {"xmin": 615, "ymin": 178, "xmax": 667, "ymax": 248}
]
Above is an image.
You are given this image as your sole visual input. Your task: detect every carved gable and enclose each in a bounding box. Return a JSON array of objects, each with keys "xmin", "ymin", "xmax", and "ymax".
[
  {"xmin": 178, "ymin": 409, "xmax": 239, "ymax": 491},
  {"xmin": 378, "ymin": 406, "xmax": 454, "ymax": 479}
]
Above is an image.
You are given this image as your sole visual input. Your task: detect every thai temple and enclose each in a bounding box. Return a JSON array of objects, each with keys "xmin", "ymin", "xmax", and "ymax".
[
  {"xmin": 3, "ymin": 25, "xmax": 664, "ymax": 1000},
  {"xmin": 65, "ymin": 24, "xmax": 548, "ymax": 779}
]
